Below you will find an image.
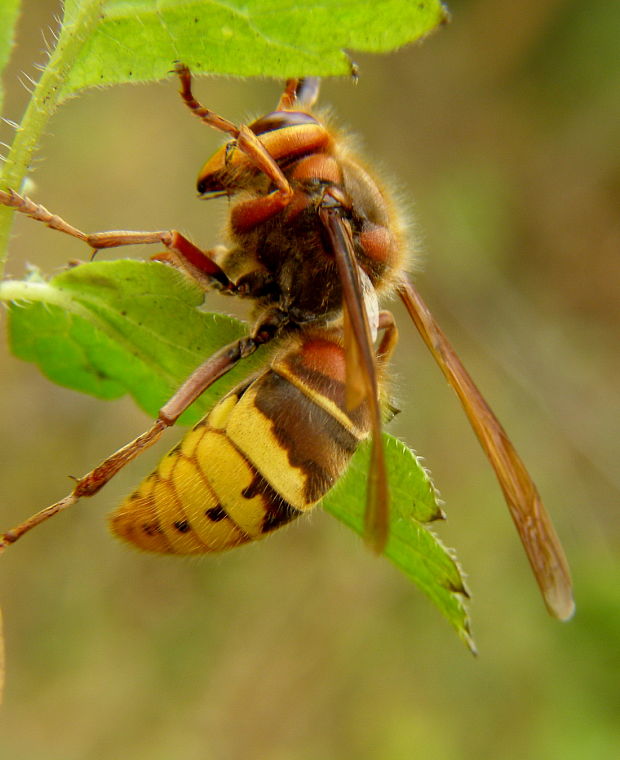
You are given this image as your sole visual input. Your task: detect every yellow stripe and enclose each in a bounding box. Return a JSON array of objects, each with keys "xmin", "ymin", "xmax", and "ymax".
[
  {"xmin": 194, "ymin": 430, "xmax": 270, "ymax": 536},
  {"xmin": 180, "ymin": 424, "xmax": 211, "ymax": 457},
  {"xmin": 110, "ymin": 478, "xmax": 173, "ymax": 553},
  {"xmin": 206, "ymin": 393, "xmax": 240, "ymax": 430},
  {"xmin": 170, "ymin": 454, "xmax": 248, "ymax": 550},
  {"xmin": 271, "ymin": 360, "xmax": 367, "ymax": 440},
  {"xmin": 152, "ymin": 476, "xmax": 209, "ymax": 554},
  {"xmin": 224, "ymin": 385, "xmax": 311, "ymax": 510}
]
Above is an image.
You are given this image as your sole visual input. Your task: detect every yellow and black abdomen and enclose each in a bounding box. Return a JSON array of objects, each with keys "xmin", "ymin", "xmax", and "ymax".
[{"xmin": 109, "ymin": 333, "xmax": 371, "ymax": 554}]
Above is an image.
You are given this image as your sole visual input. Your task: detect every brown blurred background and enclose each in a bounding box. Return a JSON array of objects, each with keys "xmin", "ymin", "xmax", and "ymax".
[{"xmin": 1, "ymin": 0, "xmax": 618, "ymax": 758}]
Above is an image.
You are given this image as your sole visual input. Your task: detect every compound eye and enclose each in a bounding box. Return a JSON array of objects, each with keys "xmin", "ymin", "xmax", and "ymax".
[{"xmin": 197, "ymin": 173, "xmax": 226, "ymax": 196}]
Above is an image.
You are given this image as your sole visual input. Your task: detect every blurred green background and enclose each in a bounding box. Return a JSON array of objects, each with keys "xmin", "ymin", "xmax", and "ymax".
[{"xmin": 1, "ymin": 0, "xmax": 619, "ymax": 758}]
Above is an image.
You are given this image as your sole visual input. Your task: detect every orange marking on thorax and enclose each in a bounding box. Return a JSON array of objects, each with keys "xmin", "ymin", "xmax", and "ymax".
[
  {"xmin": 300, "ymin": 338, "xmax": 346, "ymax": 383},
  {"xmin": 230, "ymin": 193, "xmax": 290, "ymax": 232}
]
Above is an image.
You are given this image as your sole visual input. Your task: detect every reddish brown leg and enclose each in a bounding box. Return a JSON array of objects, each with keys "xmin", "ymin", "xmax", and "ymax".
[
  {"xmin": 277, "ymin": 79, "xmax": 301, "ymax": 110},
  {"xmin": 0, "ymin": 307, "xmax": 288, "ymax": 552},
  {"xmin": 175, "ymin": 62, "xmax": 239, "ymax": 137},
  {"xmin": 174, "ymin": 64, "xmax": 293, "ymax": 205},
  {"xmin": 377, "ymin": 310, "xmax": 399, "ymax": 364},
  {"xmin": 0, "ymin": 188, "xmax": 235, "ymax": 291},
  {"xmin": 278, "ymin": 78, "xmax": 321, "ymax": 110}
]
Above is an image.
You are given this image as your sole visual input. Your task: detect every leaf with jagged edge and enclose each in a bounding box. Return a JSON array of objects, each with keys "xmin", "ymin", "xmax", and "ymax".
[
  {"xmin": 1, "ymin": 259, "xmax": 473, "ymax": 648},
  {"xmin": 324, "ymin": 435, "xmax": 474, "ymax": 651},
  {"xmin": 2, "ymin": 260, "xmax": 266, "ymax": 424},
  {"xmin": 59, "ymin": 0, "xmax": 449, "ymax": 97}
]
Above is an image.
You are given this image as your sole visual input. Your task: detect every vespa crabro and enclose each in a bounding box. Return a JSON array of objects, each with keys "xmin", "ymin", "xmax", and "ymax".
[{"xmin": 0, "ymin": 65, "xmax": 573, "ymax": 619}]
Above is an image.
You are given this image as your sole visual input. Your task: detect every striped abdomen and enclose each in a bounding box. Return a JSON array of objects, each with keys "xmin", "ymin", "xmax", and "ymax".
[{"xmin": 109, "ymin": 333, "xmax": 372, "ymax": 553}]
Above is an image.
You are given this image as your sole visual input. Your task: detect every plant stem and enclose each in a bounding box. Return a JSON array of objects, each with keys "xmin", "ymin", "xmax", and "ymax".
[{"xmin": 0, "ymin": 0, "xmax": 105, "ymax": 275}]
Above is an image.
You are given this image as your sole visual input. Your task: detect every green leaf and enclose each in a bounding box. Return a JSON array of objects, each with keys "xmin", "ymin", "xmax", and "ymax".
[
  {"xmin": 2, "ymin": 260, "xmax": 265, "ymax": 424},
  {"xmin": 0, "ymin": 1, "xmax": 469, "ymax": 648},
  {"xmin": 324, "ymin": 435, "xmax": 474, "ymax": 651},
  {"xmin": 60, "ymin": 0, "xmax": 449, "ymax": 96},
  {"xmin": 1, "ymin": 258, "xmax": 472, "ymax": 646},
  {"xmin": 0, "ymin": 1, "xmax": 449, "ymax": 271}
]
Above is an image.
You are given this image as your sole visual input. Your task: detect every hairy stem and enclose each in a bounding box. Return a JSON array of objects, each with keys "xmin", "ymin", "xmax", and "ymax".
[{"xmin": 0, "ymin": 1, "xmax": 105, "ymax": 274}]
